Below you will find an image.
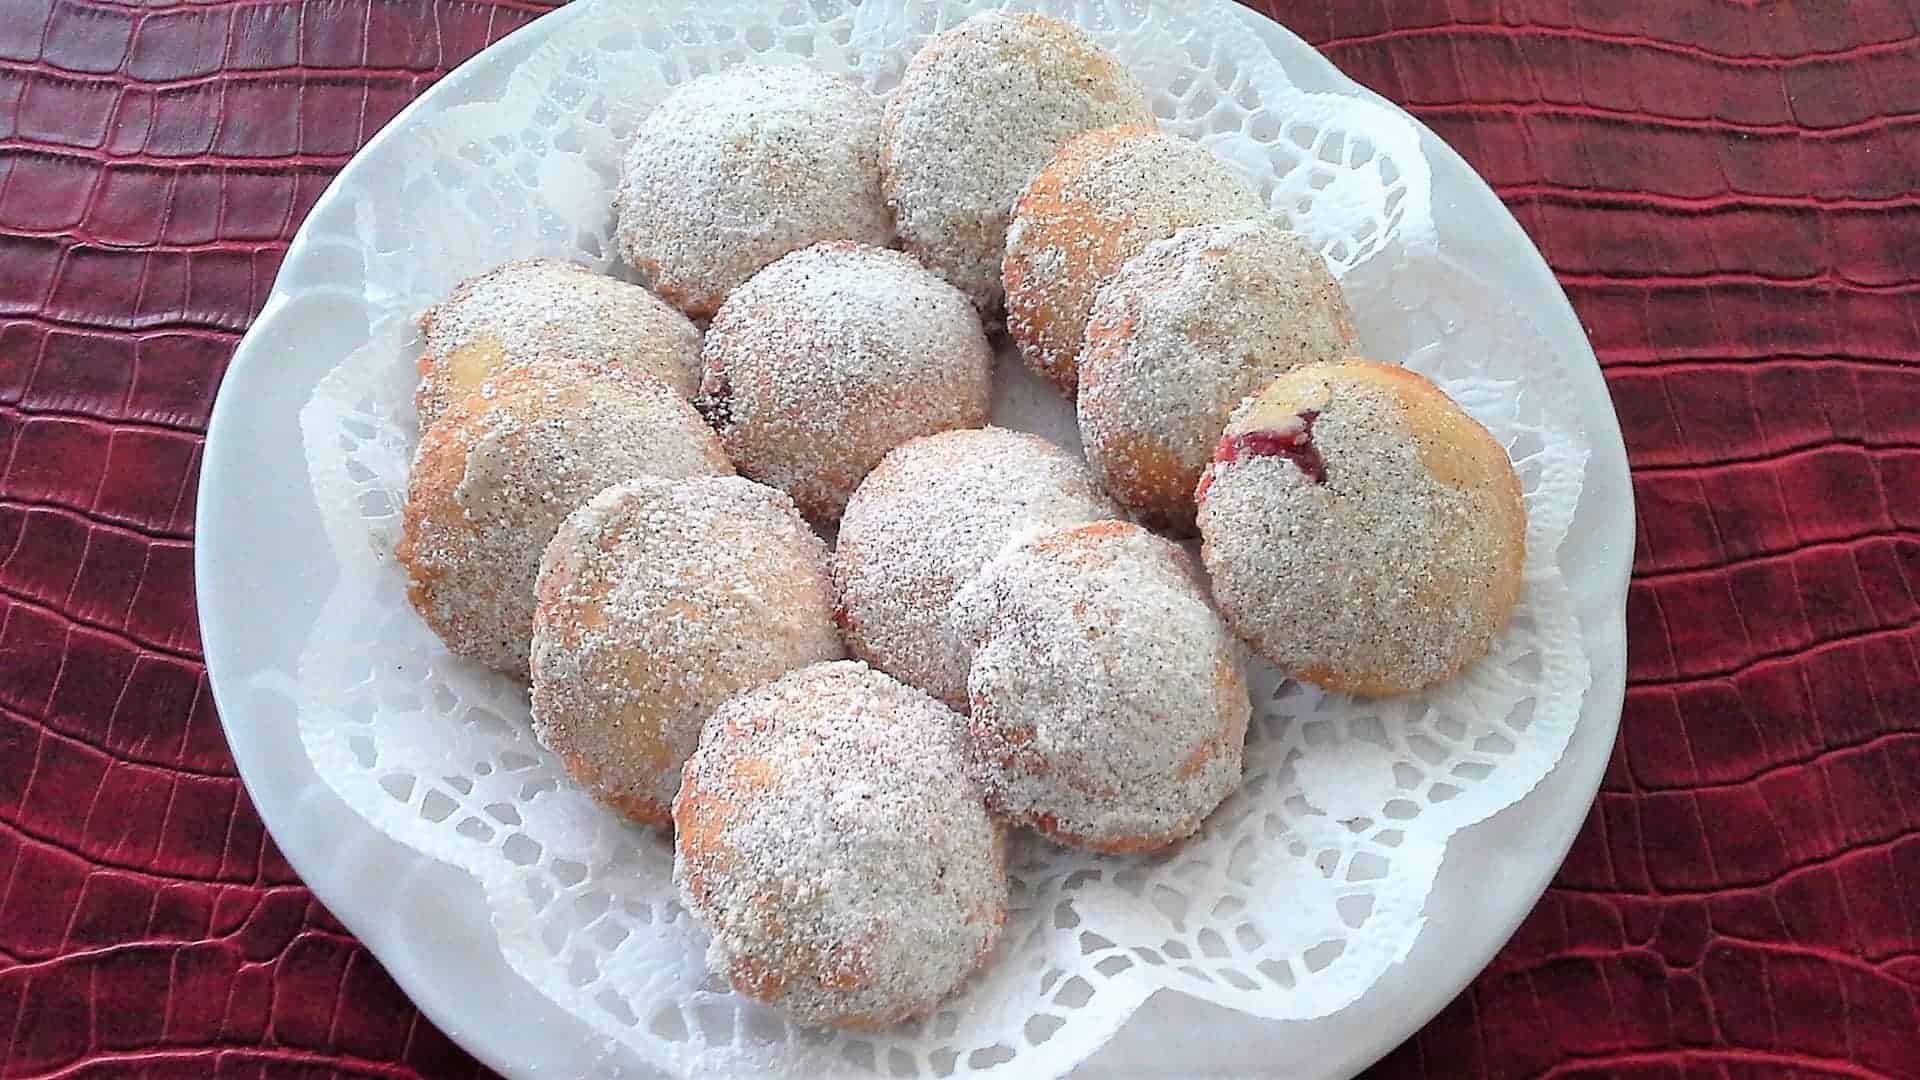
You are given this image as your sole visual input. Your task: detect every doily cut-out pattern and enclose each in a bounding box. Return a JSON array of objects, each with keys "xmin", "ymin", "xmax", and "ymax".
[{"xmin": 291, "ymin": 2, "xmax": 1590, "ymax": 1076}]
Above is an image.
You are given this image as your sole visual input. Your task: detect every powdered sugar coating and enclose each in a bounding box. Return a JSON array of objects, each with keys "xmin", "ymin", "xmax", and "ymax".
[
  {"xmin": 1003, "ymin": 125, "xmax": 1265, "ymax": 394},
  {"xmin": 700, "ymin": 242, "xmax": 992, "ymax": 523},
  {"xmin": 614, "ymin": 64, "xmax": 892, "ymax": 319},
  {"xmin": 1196, "ymin": 360, "xmax": 1527, "ymax": 697},
  {"xmin": 415, "ymin": 257, "xmax": 702, "ymax": 427},
  {"xmin": 673, "ymin": 660, "xmax": 1007, "ymax": 1028},
  {"xmin": 1079, "ymin": 219, "xmax": 1356, "ymax": 534},
  {"xmin": 396, "ymin": 367, "xmax": 732, "ymax": 676},
  {"xmin": 950, "ymin": 521, "xmax": 1249, "ymax": 852},
  {"xmin": 880, "ymin": 12, "xmax": 1153, "ymax": 311},
  {"xmin": 833, "ymin": 427, "xmax": 1119, "ymax": 710},
  {"xmin": 530, "ymin": 476, "xmax": 842, "ymax": 828}
]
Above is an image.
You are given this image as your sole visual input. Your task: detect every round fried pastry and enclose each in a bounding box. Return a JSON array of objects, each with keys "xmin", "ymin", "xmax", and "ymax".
[
  {"xmin": 673, "ymin": 661, "xmax": 1007, "ymax": 1028},
  {"xmin": 531, "ymin": 476, "xmax": 843, "ymax": 827},
  {"xmin": 832, "ymin": 427, "xmax": 1119, "ymax": 709},
  {"xmin": 615, "ymin": 64, "xmax": 892, "ymax": 318},
  {"xmin": 1195, "ymin": 360, "xmax": 1526, "ymax": 696},
  {"xmin": 396, "ymin": 367, "xmax": 731, "ymax": 675},
  {"xmin": 951, "ymin": 520, "xmax": 1250, "ymax": 852},
  {"xmin": 700, "ymin": 242, "xmax": 991, "ymax": 522},
  {"xmin": 1078, "ymin": 218, "xmax": 1355, "ymax": 534},
  {"xmin": 415, "ymin": 257, "xmax": 701, "ymax": 427},
  {"xmin": 1003, "ymin": 125, "xmax": 1264, "ymax": 393},
  {"xmin": 880, "ymin": 12, "xmax": 1153, "ymax": 310}
]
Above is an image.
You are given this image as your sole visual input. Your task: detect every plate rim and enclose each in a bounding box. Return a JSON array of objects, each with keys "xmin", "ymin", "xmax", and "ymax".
[{"xmin": 195, "ymin": 2, "xmax": 1634, "ymax": 1077}]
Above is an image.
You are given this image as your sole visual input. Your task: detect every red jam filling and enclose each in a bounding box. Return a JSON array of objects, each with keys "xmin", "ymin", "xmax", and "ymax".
[{"xmin": 1215, "ymin": 410, "xmax": 1327, "ymax": 485}]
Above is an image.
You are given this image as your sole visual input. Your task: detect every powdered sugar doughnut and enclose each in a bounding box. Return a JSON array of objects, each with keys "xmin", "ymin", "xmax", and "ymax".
[
  {"xmin": 1196, "ymin": 360, "xmax": 1527, "ymax": 697},
  {"xmin": 700, "ymin": 242, "xmax": 991, "ymax": 522},
  {"xmin": 1079, "ymin": 219, "xmax": 1356, "ymax": 534},
  {"xmin": 951, "ymin": 521, "xmax": 1249, "ymax": 852},
  {"xmin": 615, "ymin": 64, "xmax": 892, "ymax": 319},
  {"xmin": 1003, "ymin": 125, "xmax": 1264, "ymax": 394},
  {"xmin": 833, "ymin": 428, "xmax": 1119, "ymax": 710},
  {"xmin": 881, "ymin": 12, "xmax": 1153, "ymax": 310},
  {"xmin": 415, "ymin": 257, "xmax": 701, "ymax": 428},
  {"xmin": 673, "ymin": 660, "xmax": 1006, "ymax": 1029},
  {"xmin": 531, "ymin": 476, "xmax": 842, "ymax": 828},
  {"xmin": 397, "ymin": 368, "xmax": 732, "ymax": 676}
]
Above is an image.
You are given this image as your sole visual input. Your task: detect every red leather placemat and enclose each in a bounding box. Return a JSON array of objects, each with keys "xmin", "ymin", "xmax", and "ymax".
[{"xmin": 3, "ymin": 2, "xmax": 1917, "ymax": 1077}]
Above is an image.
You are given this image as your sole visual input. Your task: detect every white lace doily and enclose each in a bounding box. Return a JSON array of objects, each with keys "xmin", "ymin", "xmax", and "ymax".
[{"xmin": 291, "ymin": 2, "xmax": 1593, "ymax": 1076}]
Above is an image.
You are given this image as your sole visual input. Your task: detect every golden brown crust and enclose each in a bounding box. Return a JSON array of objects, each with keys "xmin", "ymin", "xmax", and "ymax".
[
  {"xmin": 1077, "ymin": 219, "xmax": 1356, "ymax": 534},
  {"xmin": 953, "ymin": 521, "xmax": 1247, "ymax": 853},
  {"xmin": 879, "ymin": 12, "xmax": 1153, "ymax": 310},
  {"xmin": 1079, "ymin": 426, "xmax": 1193, "ymax": 532},
  {"xmin": 1002, "ymin": 124, "xmax": 1151, "ymax": 393},
  {"xmin": 671, "ymin": 662, "xmax": 1007, "ymax": 1028},
  {"xmin": 1003, "ymin": 125, "xmax": 1264, "ymax": 394},
  {"xmin": 396, "ymin": 365, "xmax": 731, "ymax": 675},
  {"xmin": 1204, "ymin": 359, "xmax": 1526, "ymax": 697},
  {"xmin": 638, "ymin": 260, "xmax": 709, "ymax": 321},
  {"xmin": 699, "ymin": 242, "xmax": 992, "ymax": 523},
  {"xmin": 1247, "ymin": 361, "xmax": 1528, "ymax": 640},
  {"xmin": 1024, "ymin": 516, "xmax": 1135, "ymax": 560},
  {"xmin": 530, "ymin": 476, "xmax": 841, "ymax": 827},
  {"xmin": 673, "ymin": 742, "xmax": 776, "ymax": 909},
  {"xmin": 560, "ymin": 748, "xmax": 674, "ymax": 829},
  {"xmin": 831, "ymin": 428, "xmax": 1119, "ymax": 709},
  {"xmin": 614, "ymin": 65, "xmax": 892, "ymax": 320},
  {"xmin": 412, "ymin": 258, "xmax": 701, "ymax": 427}
]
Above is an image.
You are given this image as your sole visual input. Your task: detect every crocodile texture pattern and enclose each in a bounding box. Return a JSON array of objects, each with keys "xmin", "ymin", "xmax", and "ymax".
[{"xmin": 2, "ymin": 2, "xmax": 1916, "ymax": 1077}]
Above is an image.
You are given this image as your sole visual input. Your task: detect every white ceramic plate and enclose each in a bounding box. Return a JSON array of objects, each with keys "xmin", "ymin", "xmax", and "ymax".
[{"xmin": 197, "ymin": 3, "xmax": 1633, "ymax": 1076}]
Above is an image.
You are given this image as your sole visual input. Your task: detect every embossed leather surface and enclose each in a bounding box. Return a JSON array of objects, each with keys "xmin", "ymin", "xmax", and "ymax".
[{"xmin": 3, "ymin": 2, "xmax": 1917, "ymax": 1076}]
